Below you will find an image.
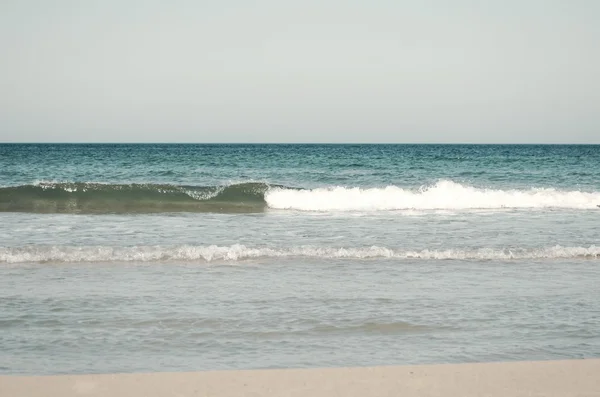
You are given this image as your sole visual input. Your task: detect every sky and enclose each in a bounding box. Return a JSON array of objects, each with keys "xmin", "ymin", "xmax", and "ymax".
[{"xmin": 1, "ymin": 0, "xmax": 599, "ymax": 143}]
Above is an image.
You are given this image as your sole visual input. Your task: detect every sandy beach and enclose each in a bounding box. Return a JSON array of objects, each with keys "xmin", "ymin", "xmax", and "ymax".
[{"xmin": 2, "ymin": 359, "xmax": 599, "ymax": 397}]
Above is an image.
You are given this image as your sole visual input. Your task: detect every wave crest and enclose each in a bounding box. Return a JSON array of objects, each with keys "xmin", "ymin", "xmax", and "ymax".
[
  {"xmin": 2, "ymin": 244, "xmax": 599, "ymax": 264},
  {"xmin": 265, "ymin": 180, "xmax": 600, "ymax": 211}
]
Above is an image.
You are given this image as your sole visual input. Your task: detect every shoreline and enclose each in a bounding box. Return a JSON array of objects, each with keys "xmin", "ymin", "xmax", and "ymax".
[{"xmin": 2, "ymin": 359, "xmax": 599, "ymax": 397}]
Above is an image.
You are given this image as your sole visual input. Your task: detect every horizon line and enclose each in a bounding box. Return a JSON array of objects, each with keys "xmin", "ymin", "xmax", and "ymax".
[{"xmin": 1, "ymin": 142, "xmax": 600, "ymax": 145}]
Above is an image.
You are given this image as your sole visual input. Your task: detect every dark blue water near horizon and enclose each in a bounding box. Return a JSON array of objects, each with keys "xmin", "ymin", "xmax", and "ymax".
[{"xmin": 2, "ymin": 143, "xmax": 600, "ymax": 190}]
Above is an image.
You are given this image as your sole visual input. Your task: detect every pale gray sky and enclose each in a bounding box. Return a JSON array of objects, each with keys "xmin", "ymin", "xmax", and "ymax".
[{"xmin": 1, "ymin": 0, "xmax": 599, "ymax": 143}]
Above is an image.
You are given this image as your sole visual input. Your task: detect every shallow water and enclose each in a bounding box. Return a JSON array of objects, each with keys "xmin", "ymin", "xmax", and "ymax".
[{"xmin": 1, "ymin": 144, "xmax": 599, "ymax": 375}]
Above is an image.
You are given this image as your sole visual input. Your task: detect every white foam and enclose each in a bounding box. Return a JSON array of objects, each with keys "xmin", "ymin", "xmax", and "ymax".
[
  {"xmin": 1, "ymin": 244, "xmax": 599, "ymax": 264},
  {"xmin": 265, "ymin": 180, "xmax": 600, "ymax": 211}
]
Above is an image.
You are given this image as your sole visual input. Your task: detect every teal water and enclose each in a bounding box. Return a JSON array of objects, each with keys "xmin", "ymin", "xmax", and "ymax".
[
  {"xmin": 1, "ymin": 144, "xmax": 599, "ymax": 375},
  {"xmin": 3, "ymin": 144, "xmax": 600, "ymax": 189}
]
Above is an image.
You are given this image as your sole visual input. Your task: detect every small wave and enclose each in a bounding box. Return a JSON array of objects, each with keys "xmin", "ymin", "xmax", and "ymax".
[
  {"xmin": 265, "ymin": 180, "xmax": 600, "ymax": 211},
  {"xmin": 1, "ymin": 244, "xmax": 599, "ymax": 264},
  {"xmin": 0, "ymin": 182, "xmax": 271, "ymax": 213},
  {"xmin": 310, "ymin": 321, "xmax": 429, "ymax": 334}
]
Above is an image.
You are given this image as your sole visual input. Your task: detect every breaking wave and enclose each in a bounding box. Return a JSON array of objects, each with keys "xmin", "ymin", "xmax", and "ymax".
[
  {"xmin": 1, "ymin": 244, "xmax": 599, "ymax": 264},
  {"xmin": 1, "ymin": 180, "xmax": 599, "ymax": 213},
  {"xmin": 264, "ymin": 180, "xmax": 600, "ymax": 211}
]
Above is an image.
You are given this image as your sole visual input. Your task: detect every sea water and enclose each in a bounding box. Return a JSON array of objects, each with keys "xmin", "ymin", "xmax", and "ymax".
[{"xmin": 1, "ymin": 144, "xmax": 599, "ymax": 375}]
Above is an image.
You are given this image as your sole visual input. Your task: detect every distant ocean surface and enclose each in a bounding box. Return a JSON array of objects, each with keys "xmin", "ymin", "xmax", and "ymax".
[{"xmin": 1, "ymin": 144, "xmax": 599, "ymax": 375}]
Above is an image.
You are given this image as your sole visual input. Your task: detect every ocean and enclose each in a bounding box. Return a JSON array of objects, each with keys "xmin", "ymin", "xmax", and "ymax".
[{"xmin": 1, "ymin": 143, "xmax": 599, "ymax": 375}]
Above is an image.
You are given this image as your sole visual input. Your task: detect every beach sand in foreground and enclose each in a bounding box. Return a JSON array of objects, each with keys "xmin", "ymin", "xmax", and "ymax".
[{"xmin": 1, "ymin": 359, "xmax": 599, "ymax": 397}]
